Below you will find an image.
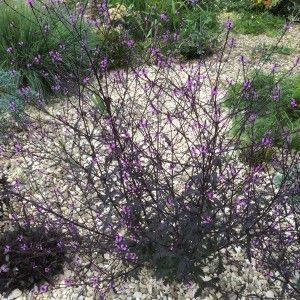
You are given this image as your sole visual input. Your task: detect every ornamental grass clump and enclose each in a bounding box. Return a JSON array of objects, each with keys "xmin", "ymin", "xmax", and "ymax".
[
  {"xmin": 1, "ymin": 1, "xmax": 300, "ymax": 299},
  {"xmin": 0, "ymin": 0, "xmax": 96, "ymax": 97}
]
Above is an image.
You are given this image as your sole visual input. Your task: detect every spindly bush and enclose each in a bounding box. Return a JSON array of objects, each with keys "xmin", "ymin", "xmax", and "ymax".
[{"xmin": 1, "ymin": 1, "xmax": 300, "ymax": 299}]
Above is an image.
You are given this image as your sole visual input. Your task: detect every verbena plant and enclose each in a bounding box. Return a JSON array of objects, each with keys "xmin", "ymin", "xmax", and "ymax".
[{"xmin": 1, "ymin": 1, "xmax": 300, "ymax": 299}]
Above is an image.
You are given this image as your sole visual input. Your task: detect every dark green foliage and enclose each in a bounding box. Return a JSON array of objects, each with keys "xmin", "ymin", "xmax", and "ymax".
[
  {"xmin": 0, "ymin": 225, "xmax": 67, "ymax": 296},
  {"xmin": 233, "ymin": 11, "xmax": 285, "ymax": 36},
  {"xmin": 225, "ymin": 71, "xmax": 300, "ymax": 153},
  {"xmin": 251, "ymin": 43, "xmax": 294, "ymax": 61},
  {"xmin": 217, "ymin": 0, "xmax": 254, "ymax": 12},
  {"xmin": 292, "ymin": 74, "xmax": 300, "ymax": 100},
  {"xmin": 178, "ymin": 6, "xmax": 220, "ymax": 59},
  {"xmin": 101, "ymin": 1, "xmax": 220, "ymax": 61}
]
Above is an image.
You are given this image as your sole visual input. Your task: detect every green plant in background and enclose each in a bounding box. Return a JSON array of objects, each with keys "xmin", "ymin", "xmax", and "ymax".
[
  {"xmin": 225, "ymin": 71, "xmax": 300, "ymax": 153},
  {"xmin": 233, "ymin": 11, "xmax": 285, "ymax": 36},
  {"xmin": 252, "ymin": 0, "xmax": 300, "ymax": 21},
  {"xmin": 178, "ymin": 6, "xmax": 220, "ymax": 59},
  {"xmin": 293, "ymin": 74, "xmax": 300, "ymax": 101},
  {"xmin": 0, "ymin": 0, "xmax": 96, "ymax": 97},
  {"xmin": 273, "ymin": 164, "xmax": 300, "ymax": 202},
  {"xmin": 0, "ymin": 70, "xmax": 25, "ymax": 125},
  {"xmin": 251, "ymin": 43, "xmax": 294, "ymax": 61},
  {"xmin": 104, "ymin": 0, "xmax": 222, "ymax": 60},
  {"xmin": 217, "ymin": 0, "xmax": 254, "ymax": 12}
]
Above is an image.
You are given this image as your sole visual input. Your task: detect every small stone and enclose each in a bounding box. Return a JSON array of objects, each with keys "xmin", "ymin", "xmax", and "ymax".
[
  {"xmin": 265, "ymin": 290, "xmax": 275, "ymax": 298},
  {"xmin": 133, "ymin": 291, "xmax": 142, "ymax": 299},
  {"xmin": 8, "ymin": 289, "xmax": 22, "ymax": 300}
]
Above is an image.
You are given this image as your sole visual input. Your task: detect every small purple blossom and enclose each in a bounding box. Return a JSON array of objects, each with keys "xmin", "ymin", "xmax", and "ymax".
[
  {"xmin": 160, "ymin": 13, "xmax": 168, "ymax": 21},
  {"xmin": 39, "ymin": 284, "xmax": 48, "ymax": 294},
  {"xmin": 262, "ymin": 136, "xmax": 272, "ymax": 147},
  {"xmin": 211, "ymin": 86, "xmax": 218, "ymax": 97},
  {"xmin": 224, "ymin": 17, "xmax": 234, "ymax": 30},
  {"xmin": 291, "ymin": 98, "xmax": 298, "ymax": 108}
]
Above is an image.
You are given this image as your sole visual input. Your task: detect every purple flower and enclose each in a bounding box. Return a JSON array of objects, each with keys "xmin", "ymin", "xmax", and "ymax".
[
  {"xmin": 284, "ymin": 22, "xmax": 291, "ymax": 31},
  {"xmin": 27, "ymin": 0, "xmax": 33, "ymax": 6},
  {"xmin": 64, "ymin": 278, "xmax": 73, "ymax": 287},
  {"xmin": 83, "ymin": 76, "xmax": 90, "ymax": 84},
  {"xmin": 126, "ymin": 39, "xmax": 134, "ymax": 48},
  {"xmin": 271, "ymin": 64, "xmax": 278, "ymax": 73},
  {"xmin": 74, "ymin": 255, "xmax": 82, "ymax": 265},
  {"xmin": 39, "ymin": 284, "xmax": 48, "ymax": 294},
  {"xmin": 34, "ymin": 54, "xmax": 41, "ymax": 64},
  {"xmin": 291, "ymin": 98, "xmax": 298, "ymax": 108},
  {"xmin": 4, "ymin": 245, "xmax": 10, "ymax": 254},
  {"xmin": 115, "ymin": 234, "xmax": 123, "ymax": 243},
  {"xmin": 9, "ymin": 101, "xmax": 17, "ymax": 113},
  {"xmin": 211, "ymin": 86, "xmax": 218, "ymax": 97},
  {"xmin": 228, "ymin": 38, "xmax": 236, "ymax": 48},
  {"xmin": 239, "ymin": 55, "xmax": 246, "ymax": 63},
  {"xmin": 224, "ymin": 17, "xmax": 233, "ymax": 30},
  {"xmin": 100, "ymin": 57, "xmax": 108, "ymax": 71},
  {"xmin": 173, "ymin": 32, "xmax": 179, "ymax": 41},
  {"xmin": 272, "ymin": 84, "xmax": 281, "ymax": 101},
  {"xmin": 160, "ymin": 13, "xmax": 168, "ymax": 21},
  {"xmin": 6, "ymin": 47, "xmax": 13, "ymax": 54},
  {"xmin": 0, "ymin": 264, "xmax": 9, "ymax": 273},
  {"xmin": 49, "ymin": 50, "xmax": 62, "ymax": 62},
  {"xmin": 262, "ymin": 136, "xmax": 272, "ymax": 147}
]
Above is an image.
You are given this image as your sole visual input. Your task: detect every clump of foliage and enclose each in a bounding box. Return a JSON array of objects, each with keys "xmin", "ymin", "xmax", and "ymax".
[
  {"xmin": 0, "ymin": 0, "xmax": 96, "ymax": 97},
  {"xmin": 0, "ymin": 70, "xmax": 25, "ymax": 126},
  {"xmin": 0, "ymin": 225, "xmax": 67, "ymax": 296},
  {"xmin": 0, "ymin": 69, "xmax": 40, "ymax": 136},
  {"xmin": 253, "ymin": 0, "xmax": 300, "ymax": 21},
  {"xmin": 86, "ymin": 0, "xmax": 220, "ymax": 62},
  {"xmin": 233, "ymin": 11, "xmax": 285, "ymax": 36},
  {"xmin": 225, "ymin": 71, "xmax": 300, "ymax": 153},
  {"xmin": 178, "ymin": 6, "xmax": 220, "ymax": 59},
  {"xmin": 251, "ymin": 42, "xmax": 294, "ymax": 61}
]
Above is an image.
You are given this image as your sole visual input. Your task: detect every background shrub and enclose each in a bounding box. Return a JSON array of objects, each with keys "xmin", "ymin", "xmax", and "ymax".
[
  {"xmin": 225, "ymin": 71, "xmax": 300, "ymax": 152},
  {"xmin": 178, "ymin": 6, "xmax": 220, "ymax": 59},
  {"xmin": 0, "ymin": 70, "xmax": 24, "ymax": 125},
  {"xmin": 233, "ymin": 11, "xmax": 285, "ymax": 36},
  {"xmin": 0, "ymin": 0, "xmax": 96, "ymax": 97}
]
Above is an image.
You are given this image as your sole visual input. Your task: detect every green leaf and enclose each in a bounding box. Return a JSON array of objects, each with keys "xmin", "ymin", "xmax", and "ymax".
[{"xmin": 91, "ymin": 94, "xmax": 106, "ymax": 113}]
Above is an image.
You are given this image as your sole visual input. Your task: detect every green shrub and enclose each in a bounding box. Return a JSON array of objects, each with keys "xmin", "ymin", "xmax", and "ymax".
[
  {"xmin": 225, "ymin": 71, "xmax": 300, "ymax": 152},
  {"xmin": 178, "ymin": 6, "xmax": 220, "ymax": 59},
  {"xmin": 106, "ymin": 1, "xmax": 221, "ymax": 60},
  {"xmin": 217, "ymin": 0, "xmax": 254, "ymax": 12},
  {"xmin": 233, "ymin": 11, "xmax": 285, "ymax": 36},
  {"xmin": 253, "ymin": 0, "xmax": 300, "ymax": 21},
  {"xmin": 0, "ymin": 0, "xmax": 96, "ymax": 97},
  {"xmin": 251, "ymin": 43, "xmax": 294, "ymax": 61},
  {"xmin": 0, "ymin": 70, "xmax": 25, "ymax": 126}
]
